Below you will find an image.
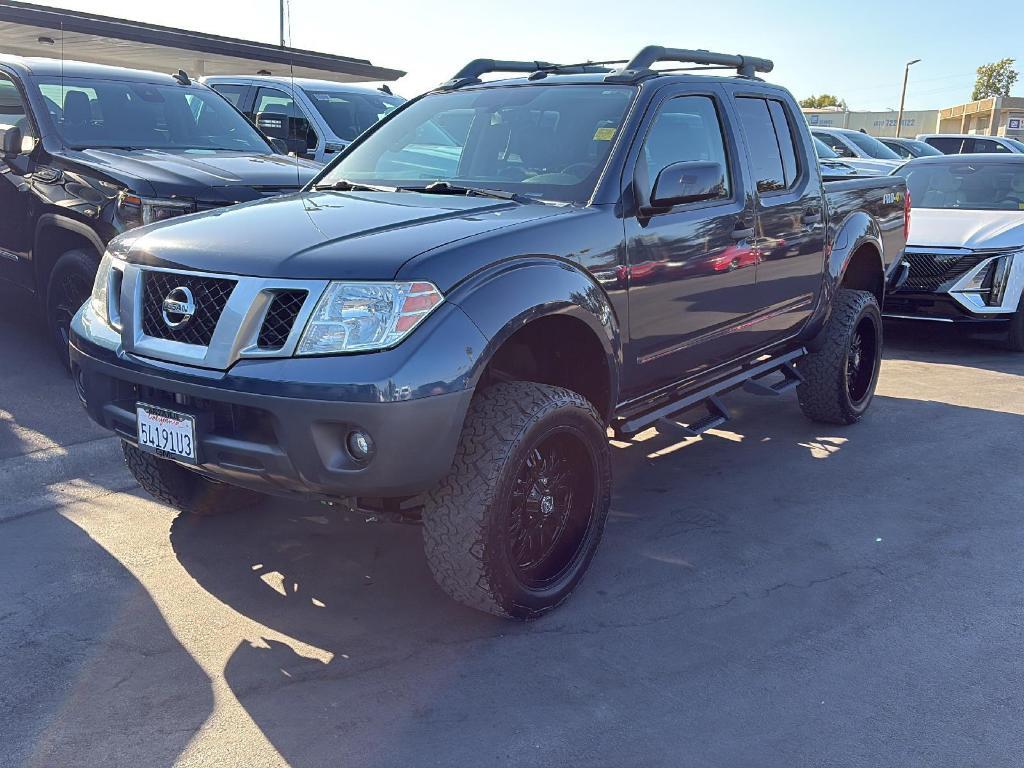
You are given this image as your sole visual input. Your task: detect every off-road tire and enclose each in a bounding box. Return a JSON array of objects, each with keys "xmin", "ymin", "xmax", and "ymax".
[
  {"xmin": 123, "ymin": 441, "xmax": 266, "ymax": 516},
  {"xmin": 46, "ymin": 249, "xmax": 98, "ymax": 371},
  {"xmin": 1004, "ymin": 297, "xmax": 1024, "ymax": 352},
  {"xmin": 421, "ymin": 382, "xmax": 612, "ymax": 620},
  {"xmin": 797, "ymin": 288, "xmax": 883, "ymax": 425}
]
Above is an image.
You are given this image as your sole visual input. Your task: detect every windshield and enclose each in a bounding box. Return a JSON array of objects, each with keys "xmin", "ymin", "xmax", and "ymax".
[
  {"xmin": 1007, "ymin": 138, "xmax": 1024, "ymax": 153},
  {"xmin": 320, "ymin": 84, "xmax": 636, "ymax": 203},
  {"xmin": 305, "ymin": 88, "xmax": 403, "ymax": 142},
  {"xmin": 814, "ymin": 137, "xmax": 838, "ymax": 159},
  {"xmin": 34, "ymin": 76, "xmax": 272, "ymax": 152},
  {"xmin": 896, "ymin": 160, "xmax": 1024, "ymax": 210},
  {"xmin": 844, "ymin": 131, "xmax": 901, "ymax": 160}
]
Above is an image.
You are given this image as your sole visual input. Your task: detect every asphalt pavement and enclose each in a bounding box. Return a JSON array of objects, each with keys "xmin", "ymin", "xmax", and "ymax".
[{"xmin": 2, "ymin": 279, "xmax": 1022, "ymax": 768}]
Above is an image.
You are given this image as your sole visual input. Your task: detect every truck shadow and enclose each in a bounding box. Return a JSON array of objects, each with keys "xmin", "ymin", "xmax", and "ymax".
[
  {"xmin": 884, "ymin": 318, "xmax": 1024, "ymax": 376},
  {"xmin": 167, "ymin": 379, "xmax": 1024, "ymax": 766}
]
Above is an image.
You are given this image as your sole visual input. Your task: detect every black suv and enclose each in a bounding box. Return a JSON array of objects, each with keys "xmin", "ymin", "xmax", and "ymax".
[
  {"xmin": 72, "ymin": 47, "xmax": 908, "ymax": 619},
  {"xmin": 0, "ymin": 55, "xmax": 319, "ymax": 362}
]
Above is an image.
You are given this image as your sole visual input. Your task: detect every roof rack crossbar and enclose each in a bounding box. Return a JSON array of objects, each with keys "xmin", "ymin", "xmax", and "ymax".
[
  {"xmin": 438, "ymin": 58, "xmax": 613, "ymax": 90},
  {"xmin": 605, "ymin": 45, "xmax": 774, "ymax": 83}
]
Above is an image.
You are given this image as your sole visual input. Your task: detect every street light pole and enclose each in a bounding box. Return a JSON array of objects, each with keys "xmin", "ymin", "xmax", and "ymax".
[
  {"xmin": 896, "ymin": 58, "xmax": 922, "ymax": 138},
  {"xmin": 279, "ymin": 0, "xmax": 286, "ymax": 47}
]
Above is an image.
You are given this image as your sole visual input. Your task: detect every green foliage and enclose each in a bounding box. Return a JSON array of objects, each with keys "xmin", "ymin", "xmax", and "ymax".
[
  {"xmin": 972, "ymin": 59, "xmax": 1019, "ymax": 101},
  {"xmin": 799, "ymin": 94, "xmax": 848, "ymax": 110}
]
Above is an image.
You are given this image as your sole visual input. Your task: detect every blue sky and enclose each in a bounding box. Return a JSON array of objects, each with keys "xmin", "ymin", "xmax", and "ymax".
[{"xmin": 35, "ymin": 0, "xmax": 1024, "ymax": 109}]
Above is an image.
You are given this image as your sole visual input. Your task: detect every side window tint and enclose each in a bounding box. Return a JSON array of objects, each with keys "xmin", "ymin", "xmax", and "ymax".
[
  {"xmin": 767, "ymin": 100, "xmax": 799, "ymax": 186},
  {"xmin": 640, "ymin": 94, "xmax": 731, "ymax": 201},
  {"xmin": 736, "ymin": 97, "xmax": 786, "ymax": 192},
  {"xmin": 0, "ymin": 75, "xmax": 35, "ymax": 140},
  {"xmin": 815, "ymin": 132, "xmax": 852, "ymax": 157},
  {"xmin": 211, "ymin": 84, "xmax": 247, "ymax": 109},
  {"xmin": 928, "ymin": 137, "xmax": 963, "ymax": 154}
]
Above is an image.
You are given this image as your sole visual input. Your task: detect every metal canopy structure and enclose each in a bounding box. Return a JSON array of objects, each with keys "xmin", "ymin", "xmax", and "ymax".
[{"xmin": 0, "ymin": 0, "xmax": 405, "ymax": 83}]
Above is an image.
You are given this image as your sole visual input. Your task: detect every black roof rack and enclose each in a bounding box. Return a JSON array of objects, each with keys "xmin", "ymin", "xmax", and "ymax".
[
  {"xmin": 605, "ymin": 45, "xmax": 773, "ymax": 83},
  {"xmin": 438, "ymin": 59, "xmax": 617, "ymax": 90}
]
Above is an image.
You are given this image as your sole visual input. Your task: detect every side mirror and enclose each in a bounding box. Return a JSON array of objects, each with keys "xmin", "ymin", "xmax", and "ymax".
[
  {"xmin": 646, "ymin": 161, "xmax": 726, "ymax": 211},
  {"xmin": 268, "ymin": 137, "xmax": 289, "ymax": 154},
  {"xmin": 255, "ymin": 111, "xmax": 289, "ymax": 140},
  {"xmin": 2, "ymin": 126, "xmax": 23, "ymax": 158}
]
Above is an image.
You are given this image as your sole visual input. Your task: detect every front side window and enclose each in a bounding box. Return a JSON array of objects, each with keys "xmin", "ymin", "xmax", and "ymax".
[
  {"xmin": 638, "ymin": 95, "xmax": 731, "ymax": 201},
  {"xmin": 896, "ymin": 161, "xmax": 1024, "ymax": 211},
  {"xmin": 970, "ymin": 138, "xmax": 1011, "ymax": 154},
  {"xmin": 35, "ymin": 77, "xmax": 271, "ymax": 152},
  {"xmin": 0, "ymin": 74, "xmax": 35, "ymax": 140},
  {"xmin": 736, "ymin": 97, "xmax": 787, "ymax": 192},
  {"xmin": 884, "ymin": 140, "xmax": 913, "ymax": 159},
  {"xmin": 253, "ymin": 87, "xmax": 318, "ymax": 153},
  {"xmin": 210, "ymin": 83, "xmax": 247, "ymax": 108},
  {"xmin": 321, "ymin": 84, "xmax": 636, "ymax": 203},
  {"xmin": 844, "ymin": 131, "xmax": 901, "ymax": 160},
  {"xmin": 304, "ymin": 89, "xmax": 403, "ymax": 142},
  {"xmin": 813, "ymin": 131, "xmax": 853, "ymax": 158}
]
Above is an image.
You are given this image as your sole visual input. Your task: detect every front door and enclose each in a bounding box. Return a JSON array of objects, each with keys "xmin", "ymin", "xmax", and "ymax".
[
  {"xmin": 730, "ymin": 94, "xmax": 826, "ymax": 348},
  {"xmin": 623, "ymin": 88, "xmax": 761, "ymax": 398},
  {"xmin": 0, "ymin": 72, "xmax": 36, "ymax": 288}
]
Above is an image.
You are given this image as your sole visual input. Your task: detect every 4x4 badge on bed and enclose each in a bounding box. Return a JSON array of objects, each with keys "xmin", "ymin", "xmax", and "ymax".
[{"xmin": 161, "ymin": 287, "xmax": 196, "ymax": 330}]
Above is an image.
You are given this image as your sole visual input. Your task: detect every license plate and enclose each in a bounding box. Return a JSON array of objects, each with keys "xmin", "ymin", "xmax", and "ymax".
[{"xmin": 136, "ymin": 404, "xmax": 198, "ymax": 463}]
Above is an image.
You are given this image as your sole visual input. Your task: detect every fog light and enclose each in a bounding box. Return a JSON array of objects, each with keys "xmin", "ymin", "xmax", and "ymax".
[{"xmin": 347, "ymin": 430, "xmax": 373, "ymax": 462}]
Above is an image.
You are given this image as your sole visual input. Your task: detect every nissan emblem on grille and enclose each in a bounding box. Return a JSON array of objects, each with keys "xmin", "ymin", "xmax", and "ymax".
[{"xmin": 161, "ymin": 287, "xmax": 196, "ymax": 329}]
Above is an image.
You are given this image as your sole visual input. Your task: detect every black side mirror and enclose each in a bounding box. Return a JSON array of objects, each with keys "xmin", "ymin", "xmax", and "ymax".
[
  {"xmin": 2, "ymin": 126, "xmax": 23, "ymax": 158},
  {"xmin": 255, "ymin": 111, "xmax": 289, "ymax": 140},
  {"xmin": 646, "ymin": 160, "xmax": 726, "ymax": 211}
]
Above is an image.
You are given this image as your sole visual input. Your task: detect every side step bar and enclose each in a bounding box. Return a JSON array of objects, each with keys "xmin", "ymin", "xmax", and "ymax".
[{"xmin": 612, "ymin": 348, "xmax": 806, "ymax": 439}]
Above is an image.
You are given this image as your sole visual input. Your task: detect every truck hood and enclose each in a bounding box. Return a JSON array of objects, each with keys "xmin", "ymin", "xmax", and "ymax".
[
  {"xmin": 908, "ymin": 208, "xmax": 1024, "ymax": 251},
  {"xmin": 59, "ymin": 148, "xmax": 320, "ymax": 202},
  {"xmin": 121, "ymin": 190, "xmax": 571, "ymax": 279}
]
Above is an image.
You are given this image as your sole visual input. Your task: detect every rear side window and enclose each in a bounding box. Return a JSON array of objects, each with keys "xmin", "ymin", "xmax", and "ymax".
[
  {"xmin": 736, "ymin": 97, "xmax": 794, "ymax": 193},
  {"xmin": 211, "ymin": 83, "xmax": 248, "ymax": 108},
  {"xmin": 926, "ymin": 137, "xmax": 965, "ymax": 154},
  {"xmin": 813, "ymin": 131, "xmax": 853, "ymax": 158},
  {"xmin": 639, "ymin": 94, "xmax": 731, "ymax": 201}
]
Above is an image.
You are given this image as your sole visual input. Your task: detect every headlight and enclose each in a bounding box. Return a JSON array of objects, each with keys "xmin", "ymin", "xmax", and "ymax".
[
  {"xmin": 89, "ymin": 251, "xmax": 125, "ymax": 329},
  {"xmin": 297, "ymin": 281, "xmax": 443, "ymax": 355},
  {"xmin": 117, "ymin": 192, "xmax": 195, "ymax": 228}
]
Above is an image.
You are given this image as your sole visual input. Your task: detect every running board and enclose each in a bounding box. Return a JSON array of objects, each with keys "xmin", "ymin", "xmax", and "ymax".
[{"xmin": 612, "ymin": 348, "xmax": 805, "ymax": 438}]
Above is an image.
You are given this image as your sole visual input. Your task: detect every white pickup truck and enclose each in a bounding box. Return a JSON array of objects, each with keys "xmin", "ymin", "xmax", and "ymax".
[{"xmin": 886, "ymin": 154, "xmax": 1024, "ymax": 350}]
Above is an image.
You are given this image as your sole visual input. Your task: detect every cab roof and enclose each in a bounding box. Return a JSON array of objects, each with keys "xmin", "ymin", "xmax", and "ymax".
[{"xmin": 0, "ymin": 53, "xmax": 194, "ymax": 85}]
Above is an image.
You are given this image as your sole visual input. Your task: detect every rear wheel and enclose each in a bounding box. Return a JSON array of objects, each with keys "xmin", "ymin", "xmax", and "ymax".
[
  {"xmin": 46, "ymin": 249, "xmax": 97, "ymax": 370},
  {"xmin": 123, "ymin": 441, "xmax": 266, "ymax": 516},
  {"xmin": 797, "ymin": 289, "xmax": 883, "ymax": 425},
  {"xmin": 422, "ymin": 382, "xmax": 612, "ymax": 619}
]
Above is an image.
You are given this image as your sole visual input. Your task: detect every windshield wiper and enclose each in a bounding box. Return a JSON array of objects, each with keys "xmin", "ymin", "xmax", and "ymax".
[
  {"xmin": 405, "ymin": 181, "xmax": 532, "ymax": 204},
  {"xmin": 314, "ymin": 179, "xmax": 401, "ymax": 193}
]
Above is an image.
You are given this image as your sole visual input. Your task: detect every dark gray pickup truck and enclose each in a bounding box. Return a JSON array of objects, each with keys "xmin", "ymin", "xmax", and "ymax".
[{"xmin": 70, "ymin": 47, "xmax": 908, "ymax": 619}]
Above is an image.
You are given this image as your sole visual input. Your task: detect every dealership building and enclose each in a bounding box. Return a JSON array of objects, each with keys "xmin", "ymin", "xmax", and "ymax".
[{"xmin": 803, "ymin": 96, "xmax": 1024, "ymax": 140}]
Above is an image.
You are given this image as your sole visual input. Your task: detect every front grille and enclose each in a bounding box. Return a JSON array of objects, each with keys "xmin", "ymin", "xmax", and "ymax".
[
  {"xmin": 141, "ymin": 271, "xmax": 236, "ymax": 346},
  {"xmin": 903, "ymin": 252, "xmax": 986, "ymax": 292},
  {"xmin": 257, "ymin": 290, "xmax": 307, "ymax": 350}
]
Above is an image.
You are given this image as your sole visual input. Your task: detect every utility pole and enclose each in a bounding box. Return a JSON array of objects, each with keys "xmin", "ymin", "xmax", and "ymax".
[
  {"xmin": 896, "ymin": 59, "xmax": 921, "ymax": 138},
  {"xmin": 279, "ymin": 0, "xmax": 286, "ymax": 46}
]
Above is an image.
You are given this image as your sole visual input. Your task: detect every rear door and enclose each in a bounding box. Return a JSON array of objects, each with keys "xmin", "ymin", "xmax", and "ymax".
[
  {"xmin": 622, "ymin": 85, "xmax": 761, "ymax": 396},
  {"xmin": 728, "ymin": 90, "xmax": 826, "ymax": 346}
]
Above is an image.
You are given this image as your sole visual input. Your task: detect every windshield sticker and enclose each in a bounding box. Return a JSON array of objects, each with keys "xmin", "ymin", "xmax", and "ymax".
[{"xmin": 593, "ymin": 126, "xmax": 617, "ymax": 141}]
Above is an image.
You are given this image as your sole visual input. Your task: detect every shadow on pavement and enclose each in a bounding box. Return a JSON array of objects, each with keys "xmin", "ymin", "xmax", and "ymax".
[
  {"xmin": 0, "ymin": 505, "xmax": 213, "ymax": 767},
  {"xmin": 168, "ymin": 379, "xmax": 1024, "ymax": 766},
  {"xmin": 884, "ymin": 318, "xmax": 1024, "ymax": 376}
]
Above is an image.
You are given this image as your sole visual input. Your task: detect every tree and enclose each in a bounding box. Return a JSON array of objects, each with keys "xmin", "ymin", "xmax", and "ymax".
[
  {"xmin": 972, "ymin": 58, "xmax": 1019, "ymax": 101},
  {"xmin": 799, "ymin": 94, "xmax": 848, "ymax": 110}
]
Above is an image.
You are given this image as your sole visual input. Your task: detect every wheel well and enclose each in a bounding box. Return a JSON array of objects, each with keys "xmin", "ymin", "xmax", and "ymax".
[
  {"xmin": 34, "ymin": 225, "xmax": 100, "ymax": 293},
  {"xmin": 840, "ymin": 244, "xmax": 884, "ymax": 303},
  {"xmin": 479, "ymin": 315, "xmax": 612, "ymax": 423}
]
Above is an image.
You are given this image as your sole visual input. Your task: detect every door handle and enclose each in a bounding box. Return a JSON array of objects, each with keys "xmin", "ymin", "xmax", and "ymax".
[
  {"xmin": 801, "ymin": 210, "xmax": 822, "ymax": 225},
  {"xmin": 732, "ymin": 225, "xmax": 755, "ymax": 240}
]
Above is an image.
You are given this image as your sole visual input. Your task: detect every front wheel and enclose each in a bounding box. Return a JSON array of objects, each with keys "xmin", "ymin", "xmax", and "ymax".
[
  {"xmin": 797, "ymin": 289, "xmax": 883, "ymax": 425},
  {"xmin": 46, "ymin": 249, "xmax": 97, "ymax": 371},
  {"xmin": 422, "ymin": 382, "xmax": 612, "ymax": 619}
]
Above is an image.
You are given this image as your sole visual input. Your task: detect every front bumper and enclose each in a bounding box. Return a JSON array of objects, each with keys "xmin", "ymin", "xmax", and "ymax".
[{"xmin": 70, "ymin": 305, "xmax": 482, "ymax": 500}]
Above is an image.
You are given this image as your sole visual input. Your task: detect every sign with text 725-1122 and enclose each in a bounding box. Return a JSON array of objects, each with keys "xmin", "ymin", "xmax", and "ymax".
[{"xmin": 137, "ymin": 404, "xmax": 198, "ymax": 463}]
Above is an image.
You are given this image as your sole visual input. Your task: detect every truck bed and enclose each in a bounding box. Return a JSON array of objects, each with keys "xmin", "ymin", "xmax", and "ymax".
[{"xmin": 824, "ymin": 175, "xmax": 908, "ymax": 273}]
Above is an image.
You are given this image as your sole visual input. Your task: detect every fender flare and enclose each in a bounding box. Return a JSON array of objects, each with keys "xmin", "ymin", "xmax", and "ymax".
[
  {"xmin": 449, "ymin": 257, "xmax": 623, "ymax": 418},
  {"xmin": 33, "ymin": 213, "xmax": 106, "ymax": 287},
  {"xmin": 828, "ymin": 210, "xmax": 884, "ymax": 294}
]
